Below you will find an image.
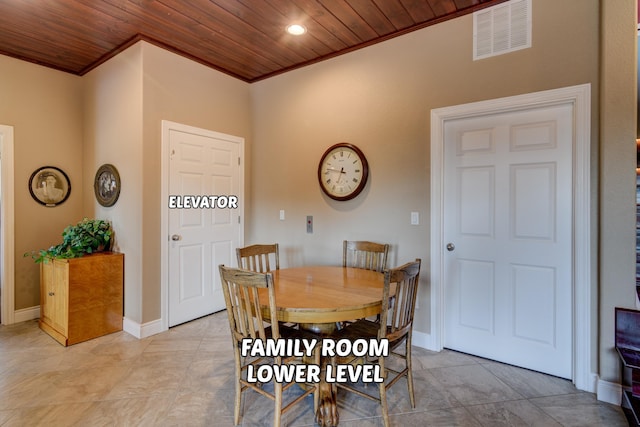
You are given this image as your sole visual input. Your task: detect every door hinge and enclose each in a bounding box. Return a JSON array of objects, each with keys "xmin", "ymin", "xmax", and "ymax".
[
  {"xmin": 238, "ymin": 216, "xmax": 241, "ymax": 224},
  {"xmin": 238, "ymin": 157, "xmax": 241, "ymax": 165}
]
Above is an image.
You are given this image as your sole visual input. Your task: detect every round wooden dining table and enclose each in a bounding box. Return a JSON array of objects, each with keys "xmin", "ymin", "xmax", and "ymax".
[{"xmin": 258, "ymin": 266, "xmax": 385, "ymax": 427}]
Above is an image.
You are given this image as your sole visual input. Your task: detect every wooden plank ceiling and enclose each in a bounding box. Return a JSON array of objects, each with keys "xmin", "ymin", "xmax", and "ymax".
[{"xmin": 0, "ymin": 0, "xmax": 506, "ymax": 83}]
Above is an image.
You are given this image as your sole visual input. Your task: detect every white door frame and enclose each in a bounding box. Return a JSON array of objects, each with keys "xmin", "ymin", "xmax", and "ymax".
[
  {"xmin": 430, "ymin": 84, "xmax": 592, "ymax": 391},
  {"xmin": 160, "ymin": 120, "xmax": 244, "ymax": 332},
  {"xmin": 0, "ymin": 125, "xmax": 15, "ymax": 325}
]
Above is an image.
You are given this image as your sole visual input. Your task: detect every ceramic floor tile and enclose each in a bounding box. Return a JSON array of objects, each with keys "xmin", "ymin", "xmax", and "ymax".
[
  {"xmin": 410, "ymin": 347, "xmax": 482, "ymax": 370},
  {"xmin": 389, "ymin": 407, "xmax": 482, "ymax": 427},
  {"xmin": 466, "ymin": 399, "xmax": 563, "ymax": 426},
  {"xmin": 481, "ymin": 361, "xmax": 579, "ymax": 399},
  {"xmin": 105, "ymin": 365, "xmax": 188, "ymax": 400},
  {"xmin": 0, "ymin": 311, "xmax": 627, "ymax": 427},
  {"xmin": 429, "ymin": 364, "xmax": 524, "ymax": 405},
  {"xmin": 144, "ymin": 336, "xmax": 203, "ymax": 353},
  {"xmin": 405, "ymin": 368, "xmax": 463, "ymax": 411},
  {"xmin": 335, "ymin": 385, "xmax": 385, "ymax": 421},
  {"xmin": 1, "ymin": 402, "xmax": 95, "ymax": 427},
  {"xmin": 0, "ymin": 409, "xmax": 17, "ymax": 425},
  {"xmin": 74, "ymin": 395, "xmax": 174, "ymax": 427},
  {"xmin": 163, "ymin": 386, "xmax": 236, "ymax": 422},
  {"xmin": 238, "ymin": 382, "xmax": 317, "ymax": 426},
  {"xmin": 39, "ymin": 365, "xmax": 131, "ymax": 406},
  {"xmin": 0, "ymin": 371, "xmax": 68, "ymax": 411},
  {"xmin": 529, "ymin": 393, "xmax": 629, "ymax": 426}
]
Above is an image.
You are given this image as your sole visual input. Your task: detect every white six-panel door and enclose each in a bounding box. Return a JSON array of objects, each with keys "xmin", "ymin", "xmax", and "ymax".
[
  {"xmin": 443, "ymin": 103, "xmax": 573, "ymax": 379},
  {"xmin": 168, "ymin": 127, "xmax": 242, "ymax": 327}
]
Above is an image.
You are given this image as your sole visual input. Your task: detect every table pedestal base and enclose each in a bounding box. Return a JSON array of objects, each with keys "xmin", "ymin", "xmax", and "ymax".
[{"xmin": 315, "ymin": 381, "xmax": 339, "ymax": 427}]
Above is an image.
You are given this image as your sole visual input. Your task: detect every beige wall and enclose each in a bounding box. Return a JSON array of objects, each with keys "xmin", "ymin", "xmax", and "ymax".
[
  {"xmin": 140, "ymin": 42, "xmax": 251, "ymax": 323},
  {"xmin": 0, "ymin": 55, "xmax": 84, "ymax": 310},
  {"xmin": 250, "ymin": 0, "xmax": 600, "ymax": 347},
  {"xmin": 83, "ymin": 44, "xmax": 145, "ymax": 323},
  {"xmin": 599, "ymin": 0, "xmax": 638, "ymax": 384},
  {"xmin": 82, "ymin": 42, "xmax": 251, "ymax": 324},
  {"xmin": 2, "ymin": 0, "xmax": 637, "ymax": 392}
]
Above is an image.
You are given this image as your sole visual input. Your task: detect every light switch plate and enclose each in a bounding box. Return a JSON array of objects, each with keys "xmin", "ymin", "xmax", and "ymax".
[
  {"xmin": 279, "ymin": 210, "xmax": 285, "ymax": 220},
  {"xmin": 411, "ymin": 211, "xmax": 419, "ymax": 225}
]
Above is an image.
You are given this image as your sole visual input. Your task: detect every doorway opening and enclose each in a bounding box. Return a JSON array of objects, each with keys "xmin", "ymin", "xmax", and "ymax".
[
  {"xmin": 160, "ymin": 120, "xmax": 244, "ymax": 332},
  {"xmin": 430, "ymin": 84, "xmax": 592, "ymax": 391}
]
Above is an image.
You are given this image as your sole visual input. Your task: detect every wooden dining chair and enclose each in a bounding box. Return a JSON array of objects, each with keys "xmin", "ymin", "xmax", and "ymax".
[
  {"xmin": 330, "ymin": 259, "xmax": 422, "ymax": 427},
  {"xmin": 343, "ymin": 240, "xmax": 389, "ymax": 273},
  {"xmin": 236, "ymin": 243, "xmax": 280, "ymax": 272},
  {"xmin": 218, "ymin": 265, "xmax": 320, "ymax": 427},
  {"xmin": 236, "ymin": 243, "xmax": 299, "ymax": 328},
  {"xmin": 341, "ymin": 240, "xmax": 390, "ymax": 327}
]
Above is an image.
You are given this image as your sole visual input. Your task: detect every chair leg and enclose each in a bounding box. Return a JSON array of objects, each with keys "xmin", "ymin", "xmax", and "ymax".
[
  {"xmin": 378, "ymin": 357, "xmax": 390, "ymax": 427},
  {"xmin": 406, "ymin": 336, "xmax": 416, "ymax": 409},
  {"xmin": 379, "ymin": 379, "xmax": 390, "ymax": 427},
  {"xmin": 234, "ymin": 380, "xmax": 241, "ymax": 425},
  {"xmin": 234, "ymin": 356, "xmax": 242, "ymax": 425},
  {"xmin": 274, "ymin": 380, "xmax": 283, "ymax": 427}
]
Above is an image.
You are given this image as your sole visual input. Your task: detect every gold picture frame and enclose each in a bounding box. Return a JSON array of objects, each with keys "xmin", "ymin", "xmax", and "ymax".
[{"xmin": 94, "ymin": 164, "xmax": 121, "ymax": 207}]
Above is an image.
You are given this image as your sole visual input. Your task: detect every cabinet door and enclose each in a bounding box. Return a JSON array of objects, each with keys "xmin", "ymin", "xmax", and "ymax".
[
  {"xmin": 40, "ymin": 263, "xmax": 53, "ymax": 323},
  {"xmin": 41, "ymin": 261, "xmax": 68, "ymax": 335}
]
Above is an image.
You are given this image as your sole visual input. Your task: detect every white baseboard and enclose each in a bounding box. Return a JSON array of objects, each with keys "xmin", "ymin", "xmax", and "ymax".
[
  {"xmin": 596, "ymin": 377, "xmax": 622, "ymax": 405},
  {"xmin": 413, "ymin": 330, "xmax": 439, "ymax": 352},
  {"xmin": 16, "ymin": 308, "xmax": 166, "ymax": 342},
  {"xmin": 123, "ymin": 317, "xmax": 165, "ymax": 339},
  {"xmin": 412, "ymin": 328, "xmax": 604, "ymax": 399},
  {"xmin": 14, "ymin": 305, "xmax": 40, "ymax": 323}
]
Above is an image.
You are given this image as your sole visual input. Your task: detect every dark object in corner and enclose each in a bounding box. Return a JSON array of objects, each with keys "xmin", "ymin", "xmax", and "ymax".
[{"xmin": 615, "ymin": 307, "xmax": 640, "ymax": 426}]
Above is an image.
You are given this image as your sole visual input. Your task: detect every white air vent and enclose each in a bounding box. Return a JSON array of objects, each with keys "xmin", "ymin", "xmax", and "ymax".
[{"xmin": 473, "ymin": 0, "xmax": 531, "ymax": 60}]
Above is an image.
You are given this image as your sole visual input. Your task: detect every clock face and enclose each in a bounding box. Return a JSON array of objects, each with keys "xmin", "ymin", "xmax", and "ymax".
[{"xmin": 318, "ymin": 143, "xmax": 369, "ymax": 201}]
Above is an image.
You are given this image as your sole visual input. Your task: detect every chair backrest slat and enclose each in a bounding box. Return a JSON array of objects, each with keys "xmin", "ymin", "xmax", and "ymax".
[
  {"xmin": 343, "ymin": 240, "xmax": 390, "ymax": 272},
  {"xmin": 219, "ymin": 265, "xmax": 279, "ymax": 343},
  {"xmin": 380, "ymin": 259, "xmax": 421, "ymax": 341},
  {"xmin": 236, "ymin": 243, "xmax": 280, "ymax": 273}
]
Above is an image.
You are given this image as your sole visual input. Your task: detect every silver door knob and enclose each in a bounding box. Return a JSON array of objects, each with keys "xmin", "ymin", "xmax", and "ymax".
[
  {"xmin": 446, "ymin": 243, "xmax": 455, "ymax": 252},
  {"xmin": 171, "ymin": 234, "xmax": 182, "ymax": 241}
]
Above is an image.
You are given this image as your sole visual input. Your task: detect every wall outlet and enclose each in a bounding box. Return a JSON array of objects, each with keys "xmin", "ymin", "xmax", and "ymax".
[{"xmin": 306, "ymin": 215, "xmax": 313, "ymax": 233}]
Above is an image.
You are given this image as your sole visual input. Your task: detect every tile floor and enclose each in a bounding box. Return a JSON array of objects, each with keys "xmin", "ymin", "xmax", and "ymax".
[{"xmin": 0, "ymin": 312, "xmax": 629, "ymax": 426}]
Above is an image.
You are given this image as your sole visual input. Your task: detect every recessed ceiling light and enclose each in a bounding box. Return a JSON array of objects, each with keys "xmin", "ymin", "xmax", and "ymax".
[{"xmin": 286, "ymin": 24, "xmax": 306, "ymax": 35}]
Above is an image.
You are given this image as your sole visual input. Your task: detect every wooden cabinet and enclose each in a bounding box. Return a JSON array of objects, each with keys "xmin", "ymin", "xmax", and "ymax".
[{"xmin": 39, "ymin": 252, "xmax": 124, "ymax": 346}]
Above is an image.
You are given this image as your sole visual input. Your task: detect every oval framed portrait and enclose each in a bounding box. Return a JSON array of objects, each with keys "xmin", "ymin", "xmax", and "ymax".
[
  {"xmin": 28, "ymin": 166, "xmax": 71, "ymax": 207},
  {"xmin": 94, "ymin": 164, "xmax": 121, "ymax": 207}
]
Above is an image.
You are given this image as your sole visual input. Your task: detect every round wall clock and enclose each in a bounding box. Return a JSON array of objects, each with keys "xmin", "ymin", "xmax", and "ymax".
[{"xmin": 317, "ymin": 143, "xmax": 369, "ymax": 201}]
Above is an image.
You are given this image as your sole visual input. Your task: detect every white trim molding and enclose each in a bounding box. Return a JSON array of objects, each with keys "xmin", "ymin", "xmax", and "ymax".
[
  {"xmin": 13, "ymin": 306, "xmax": 40, "ymax": 323},
  {"xmin": 597, "ymin": 377, "xmax": 622, "ymax": 405},
  {"xmin": 0, "ymin": 124, "xmax": 15, "ymax": 325},
  {"xmin": 412, "ymin": 330, "xmax": 438, "ymax": 352},
  {"xmin": 122, "ymin": 317, "xmax": 164, "ymax": 339},
  {"xmin": 430, "ymin": 84, "xmax": 593, "ymax": 392}
]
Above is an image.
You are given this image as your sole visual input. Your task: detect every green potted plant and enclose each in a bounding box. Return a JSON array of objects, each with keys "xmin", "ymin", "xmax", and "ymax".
[{"xmin": 25, "ymin": 217, "xmax": 113, "ymax": 263}]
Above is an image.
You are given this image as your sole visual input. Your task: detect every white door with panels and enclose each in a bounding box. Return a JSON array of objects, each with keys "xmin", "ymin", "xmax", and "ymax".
[
  {"xmin": 443, "ymin": 103, "xmax": 573, "ymax": 379},
  {"xmin": 168, "ymin": 127, "xmax": 242, "ymax": 327}
]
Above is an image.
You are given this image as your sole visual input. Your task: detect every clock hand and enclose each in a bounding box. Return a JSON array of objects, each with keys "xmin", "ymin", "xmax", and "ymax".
[
  {"xmin": 336, "ymin": 167, "xmax": 345, "ymax": 183},
  {"xmin": 326, "ymin": 167, "xmax": 347, "ymax": 173}
]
